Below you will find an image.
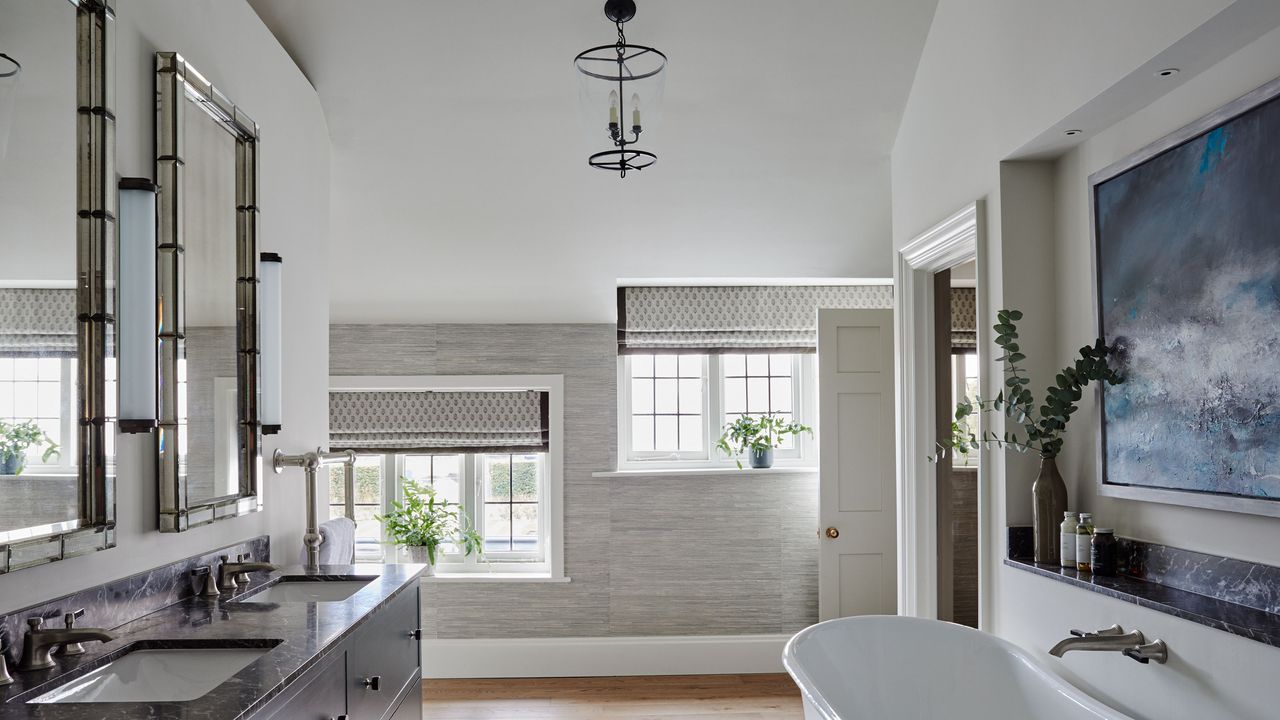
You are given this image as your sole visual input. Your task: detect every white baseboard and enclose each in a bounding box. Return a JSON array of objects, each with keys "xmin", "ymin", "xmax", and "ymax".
[{"xmin": 421, "ymin": 633, "xmax": 793, "ymax": 678}]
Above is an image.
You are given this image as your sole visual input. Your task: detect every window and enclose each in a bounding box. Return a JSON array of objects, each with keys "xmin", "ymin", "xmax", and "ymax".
[
  {"xmin": 628, "ymin": 354, "xmax": 705, "ymax": 459},
  {"xmin": 619, "ymin": 353, "xmax": 814, "ymax": 468},
  {"xmin": 327, "ymin": 374, "xmax": 565, "ymax": 579},
  {"xmin": 0, "ymin": 357, "xmax": 77, "ymax": 473},
  {"xmin": 952, "ymin": 353, "xmax": 980, "ymax": 467},
  {"xmin": 328, "ymin": 451, "xmax": 549, "ymax": 569}
]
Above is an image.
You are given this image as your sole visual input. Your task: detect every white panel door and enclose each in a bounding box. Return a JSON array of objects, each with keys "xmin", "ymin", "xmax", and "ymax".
[{"xmin": 818, "ymin": 309, "xmax": 897, "ymax": 620}]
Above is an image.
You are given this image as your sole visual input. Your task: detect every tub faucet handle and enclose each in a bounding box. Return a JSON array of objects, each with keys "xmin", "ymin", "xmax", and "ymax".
[
  {"xmin": 1070, "ymin": 620, "xmax": 1121, "ymax": 635},
  {"xmin": 1123, "ymin": 640, "xmax": 1168, "ymax": 665}
]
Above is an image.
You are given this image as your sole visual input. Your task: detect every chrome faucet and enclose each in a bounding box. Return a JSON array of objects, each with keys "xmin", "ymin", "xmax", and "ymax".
[
  {"xmin": 19, "ymin": 616, "xmax": 114, "ymax": 671},
  {"xmin": 218, "ymin": 558, "xmax": 279, "ymax": 590},
  {"xmin": 1048, "ymin": 625, "xmax": 1167, "ymax": 664}
]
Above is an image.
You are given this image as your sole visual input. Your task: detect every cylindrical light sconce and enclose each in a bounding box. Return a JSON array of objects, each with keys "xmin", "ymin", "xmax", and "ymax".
[
  {"xmin": 118, "ymin": 178, "xmax": 159, "ymax": 433},
  {"xmin": 259, "ymin": 252, "xmax": 283, "ymax": 435}
]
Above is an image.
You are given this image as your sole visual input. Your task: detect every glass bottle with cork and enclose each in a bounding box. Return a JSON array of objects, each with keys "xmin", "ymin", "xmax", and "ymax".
[{"xmin": 1075, "ymin": 513, "xmax": 1095, "ymax": 572}]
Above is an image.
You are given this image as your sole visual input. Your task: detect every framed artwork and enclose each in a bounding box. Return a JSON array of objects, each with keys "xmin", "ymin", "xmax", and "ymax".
[{"xmin": 1091, "ymin": 75, "xmax": 1280, "ymax": 517}]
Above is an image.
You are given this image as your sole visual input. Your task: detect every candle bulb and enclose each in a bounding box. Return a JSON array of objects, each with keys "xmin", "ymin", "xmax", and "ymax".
[
  {"xmin": 608, "ymin": 89, "xmax": 619, "ymax": 125},
  {"xmin": 631, "ymin": 92, "xmax": 642, "ymax": 127}
]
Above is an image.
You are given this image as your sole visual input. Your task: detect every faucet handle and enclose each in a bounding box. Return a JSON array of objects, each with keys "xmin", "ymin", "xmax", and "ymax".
[
  {"xmin": 1123, "ymin": 639, "xmax": 1168, "ymax": 665},
  {"xmin": 192, "ymin": 566, "xmax": 221, "ymax": 597},
  {"xmin": 54, "ymin": 609, "xmax": 89, "ymax": 657},
  {"xmin": 1070, "ymin": 624, "xmax": 1123, "ymax": 638}
]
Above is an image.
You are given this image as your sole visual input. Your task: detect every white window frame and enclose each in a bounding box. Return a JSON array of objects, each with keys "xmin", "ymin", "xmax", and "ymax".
[
  {"xmin": 0, "ymin": 356, "xmax": 78, "ymax": 476},
  {"xmin": 617, "ymin": 353, "xmax": 816, "ymax": 471},
  {"xmin": 329, "ymin": 375, "xmax": 566, "ymax": 581}
]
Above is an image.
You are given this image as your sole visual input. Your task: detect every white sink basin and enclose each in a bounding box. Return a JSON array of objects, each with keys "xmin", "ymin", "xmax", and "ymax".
[
  {"xmin": 29, "ymin": 648, "xmax": 268, "ymax": 704},
  {"xmin": 236, "ymin": 579, "xmax": 371, "ymax": 603}
]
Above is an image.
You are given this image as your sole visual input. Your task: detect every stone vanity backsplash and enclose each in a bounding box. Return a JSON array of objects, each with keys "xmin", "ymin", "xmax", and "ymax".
[{"xmin": 0, "ymin": 535, "xmax": 269, "ymax": 668}]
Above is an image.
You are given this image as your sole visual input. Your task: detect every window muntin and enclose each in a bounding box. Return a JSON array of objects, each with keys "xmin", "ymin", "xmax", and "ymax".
[
  {"xmin": 620, "ymin": 353, "xmax": 812, "ymax": 467},
  {"xmin": 628, "ymin": 353, "xmax": 705, "ymax": 456},
  {"xmin": 722, "ymin": 353, "xmax": 798, "ymax": 450},
  {"xmin": 481, "ymin": 453, "xmax": 542, "ymax": 556}
]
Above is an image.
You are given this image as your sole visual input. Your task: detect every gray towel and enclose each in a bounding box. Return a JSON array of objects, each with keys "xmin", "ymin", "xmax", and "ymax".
[{"xmin": 299, "ymin": 516, "xmax": 356, "ymax": 565}]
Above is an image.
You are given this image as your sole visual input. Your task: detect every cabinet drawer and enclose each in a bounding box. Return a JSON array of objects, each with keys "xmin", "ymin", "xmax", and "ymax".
[
  {"xmin": 348, "ymin": 586, "xmax": 421, "ymax": 720},
  {"xmin": 262, "ymin": 650, "xmax": 347, "ymax": 720}
]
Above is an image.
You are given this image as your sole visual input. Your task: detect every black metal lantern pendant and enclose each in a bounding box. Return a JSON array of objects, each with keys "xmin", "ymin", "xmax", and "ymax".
[{"xmin": 574, "ymin": 0, "xmax": 667, "ymax": 178}]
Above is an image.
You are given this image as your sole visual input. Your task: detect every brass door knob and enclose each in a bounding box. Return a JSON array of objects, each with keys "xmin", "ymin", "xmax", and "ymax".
[{"xmin": 825, "ymin": 527, "xmax": 839, "ymax": 539}]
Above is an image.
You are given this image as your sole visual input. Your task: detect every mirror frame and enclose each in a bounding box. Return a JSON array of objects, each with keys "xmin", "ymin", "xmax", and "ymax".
[
  {"xmin": 154, "ymin": 52, "xmax": 261, "ymax": 532},
  {"xmin": 0, "ymin": 0, "xmax": 117, "ymax": 573}
]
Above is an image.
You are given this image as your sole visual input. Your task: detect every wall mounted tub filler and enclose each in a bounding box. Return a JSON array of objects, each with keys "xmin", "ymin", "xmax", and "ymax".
[
  {"xmin": 1048, "ymin": 625, "xmax": 1168, "ymax": 664},
  {"xmin": 273, "ymin": 448, "xmax": 358, "ymax": 566}
]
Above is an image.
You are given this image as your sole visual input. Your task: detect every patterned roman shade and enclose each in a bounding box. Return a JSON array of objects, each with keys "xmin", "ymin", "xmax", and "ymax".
[
  {"xmin": 951, "ymin": 287, "xmax": 977, "ymax": 353},
  {"xmin": 0, "ymin": 288, "xmax": 77, "ymax": 356},
  {"xmin": 329, "ymin": 390, "xmax": 550, "ymax": 455},
  {"xmin": 616, "ymin": 284, "xmax": 895, "ymax": 354}
]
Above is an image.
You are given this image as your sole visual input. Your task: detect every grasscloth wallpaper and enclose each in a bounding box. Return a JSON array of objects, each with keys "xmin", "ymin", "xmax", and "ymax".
[{"xmin": 330, "ymin": 324, "xmax": 818, "ymax": 639}]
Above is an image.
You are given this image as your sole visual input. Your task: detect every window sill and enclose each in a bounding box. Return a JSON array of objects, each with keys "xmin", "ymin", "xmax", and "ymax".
[
  {"xmin": 421, "ymin": 573, "xmax": 571, "ymax": 584},
  {"xmin": 592, "ymin": 466, "xmax": 818, "ymax": 478}
]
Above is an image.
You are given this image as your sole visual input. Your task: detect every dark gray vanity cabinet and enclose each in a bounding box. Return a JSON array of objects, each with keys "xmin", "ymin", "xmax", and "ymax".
[
  {"xmin": 348, "ymin": 586, "xmax": 422, "ymax": 720},
  {"xmin": 260, "ymin": 585, "xmax": 422, "ymax": 720}
]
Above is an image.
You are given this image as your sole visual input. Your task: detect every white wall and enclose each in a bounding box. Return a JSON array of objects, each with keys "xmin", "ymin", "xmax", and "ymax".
[
  {"xmin": 893, "ymin": 2, "xmax": 1280, "ymax": 718},
  {"xmin": 0, "ymin": 0, "xmax": 329, "ymax": 613}
]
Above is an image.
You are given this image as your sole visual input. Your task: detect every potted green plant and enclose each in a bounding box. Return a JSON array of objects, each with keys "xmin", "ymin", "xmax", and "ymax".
[
  {"xmin": 376, "ymin": 478, "xmax": 483, "ymax": 576},
  {"xmin": 0, "ymin": 420, "xmax": 59, "ymax": 476},
  {"xmin": 932, "ymin": 309, "xmax": 1123, "ymax": 565},
  {"xmin": 717, "ymin": 415, "xmax": 813, "ymax": 469}
]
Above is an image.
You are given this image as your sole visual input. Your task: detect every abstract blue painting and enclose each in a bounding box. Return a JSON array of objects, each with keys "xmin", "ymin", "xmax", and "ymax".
[{"xmin": 1093, "ymin": 80, "xmax": 1280, "ymax": 511}]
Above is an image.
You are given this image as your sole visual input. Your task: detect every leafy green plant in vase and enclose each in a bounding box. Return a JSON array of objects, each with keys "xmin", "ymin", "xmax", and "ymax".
[
  {"xmin": 376, "ymin": 478, "xmax": 483, "ymax": 575},
  {"xmin": 933, "ymin": 309, "xmax": 1123, "ymax": 565},
  {"xmin": 717, "ymin": 415, "xmax": 813, "ymax": 469},
  {"xmin": 0, "ymin": 420, "xmax": 59, "ymax": 476}
]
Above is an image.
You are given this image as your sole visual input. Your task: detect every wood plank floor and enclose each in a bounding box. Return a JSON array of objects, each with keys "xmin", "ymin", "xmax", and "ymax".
[{"xmin": 422, "ymin": 674, "xmax": 804, "ymax": 719}]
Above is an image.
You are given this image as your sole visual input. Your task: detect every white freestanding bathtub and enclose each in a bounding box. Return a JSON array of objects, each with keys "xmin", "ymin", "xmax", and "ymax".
[{"xmin": 783, "ymin": 616, "xmax": 1132, "ymax": 720}]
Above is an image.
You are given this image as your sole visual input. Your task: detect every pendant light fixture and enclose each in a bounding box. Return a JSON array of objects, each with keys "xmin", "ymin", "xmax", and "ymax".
[
  {"xmin": 0, "ymin": 53, "xmax": 21, "ymax": 165},
  {"xmin": 574, "ymin": 0, "xmax": 667, "ymax": 178}
]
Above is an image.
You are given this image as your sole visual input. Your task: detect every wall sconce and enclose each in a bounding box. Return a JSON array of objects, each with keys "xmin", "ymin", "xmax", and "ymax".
[
  {"xmin": 117, "ymin": 178, "xmax": 158, "ymax": 433},
  {"xmin": 259, "ymin": 252, "xmax": 283, "ymax": 435}
]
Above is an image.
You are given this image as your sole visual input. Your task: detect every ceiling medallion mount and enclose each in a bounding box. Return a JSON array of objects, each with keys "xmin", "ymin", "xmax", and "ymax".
[
  {"xmin": 603, "ymin": 0, "xmax": 636, "ymax": 24},
  {"xmin": 574, "ymin": 0, "xmax": 667, "ymax": 178}
]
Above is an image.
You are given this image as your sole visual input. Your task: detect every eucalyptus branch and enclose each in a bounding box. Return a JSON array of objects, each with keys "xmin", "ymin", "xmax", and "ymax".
[{"xmin": 930, "ymin": 308, "xmax": 1124, "ymax": 463}]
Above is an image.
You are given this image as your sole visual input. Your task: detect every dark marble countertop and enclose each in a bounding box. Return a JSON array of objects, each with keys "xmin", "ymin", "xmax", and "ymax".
[
  {"xmin": 1004, "ymin": 557, "xmax": 1280, "ymax": 647},
  {"xmin": 0, "ymin": 563, "xmax": 425, "ymax": 720}
]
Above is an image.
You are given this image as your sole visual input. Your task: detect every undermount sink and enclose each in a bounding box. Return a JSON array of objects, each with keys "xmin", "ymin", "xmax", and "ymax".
[
  {"xmin": 234, "ymin": 577, "xmax": 375, "ymax": 604},
  {"xmin": 29, "ymin": 647, "xmax": 271, "ymax": 704}
]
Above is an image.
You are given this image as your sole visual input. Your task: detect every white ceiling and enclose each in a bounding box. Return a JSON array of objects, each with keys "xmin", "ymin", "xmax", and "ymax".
[{"xmin": 248, "ymin": 0, "xmax": 938, "ymax": 323}]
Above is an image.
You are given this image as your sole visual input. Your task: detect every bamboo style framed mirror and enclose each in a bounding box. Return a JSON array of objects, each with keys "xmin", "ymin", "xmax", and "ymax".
[
  {"xmin": 0, "ymin": 0, "xmax": 117, "ymax": 572},
  {"xmin": 154, "ymin": 52, "xmax": 262, "ymax": 531}
]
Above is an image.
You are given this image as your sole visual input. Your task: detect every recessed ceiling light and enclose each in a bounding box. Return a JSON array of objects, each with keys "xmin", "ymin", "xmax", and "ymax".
[
  {"xmin": 1065, "ymin": 129, "xmax": 1082, "ymax": 136},
  {"xmin": 1156, "ymin": 68, "xmax": 1180, "ymax": 78}
]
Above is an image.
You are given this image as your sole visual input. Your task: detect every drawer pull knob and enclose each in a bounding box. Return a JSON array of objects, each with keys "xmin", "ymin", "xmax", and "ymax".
[
  {"xmin": 360, "ymin": 675, "xmax": 382, "ymax": 691},
  {"xmin": 407, "ymin": 628, "xmax": 422, "ymax": 640}
]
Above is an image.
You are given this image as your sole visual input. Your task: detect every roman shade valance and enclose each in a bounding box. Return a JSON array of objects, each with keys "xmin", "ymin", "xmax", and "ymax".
[
  {"xmin": 0, "ymin": 288, "xmax": 77, "ymax": 356},
  {"xmin": 329, "ymin": 389, "xmax": 550, "ymax": 455},
  {"xmin": 616, "ymin": 284, "xmax": 895, "ymax": 354},
  {"xmin": 951, "ymin": 287, "xmax": 977, "ymax": 353}
]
